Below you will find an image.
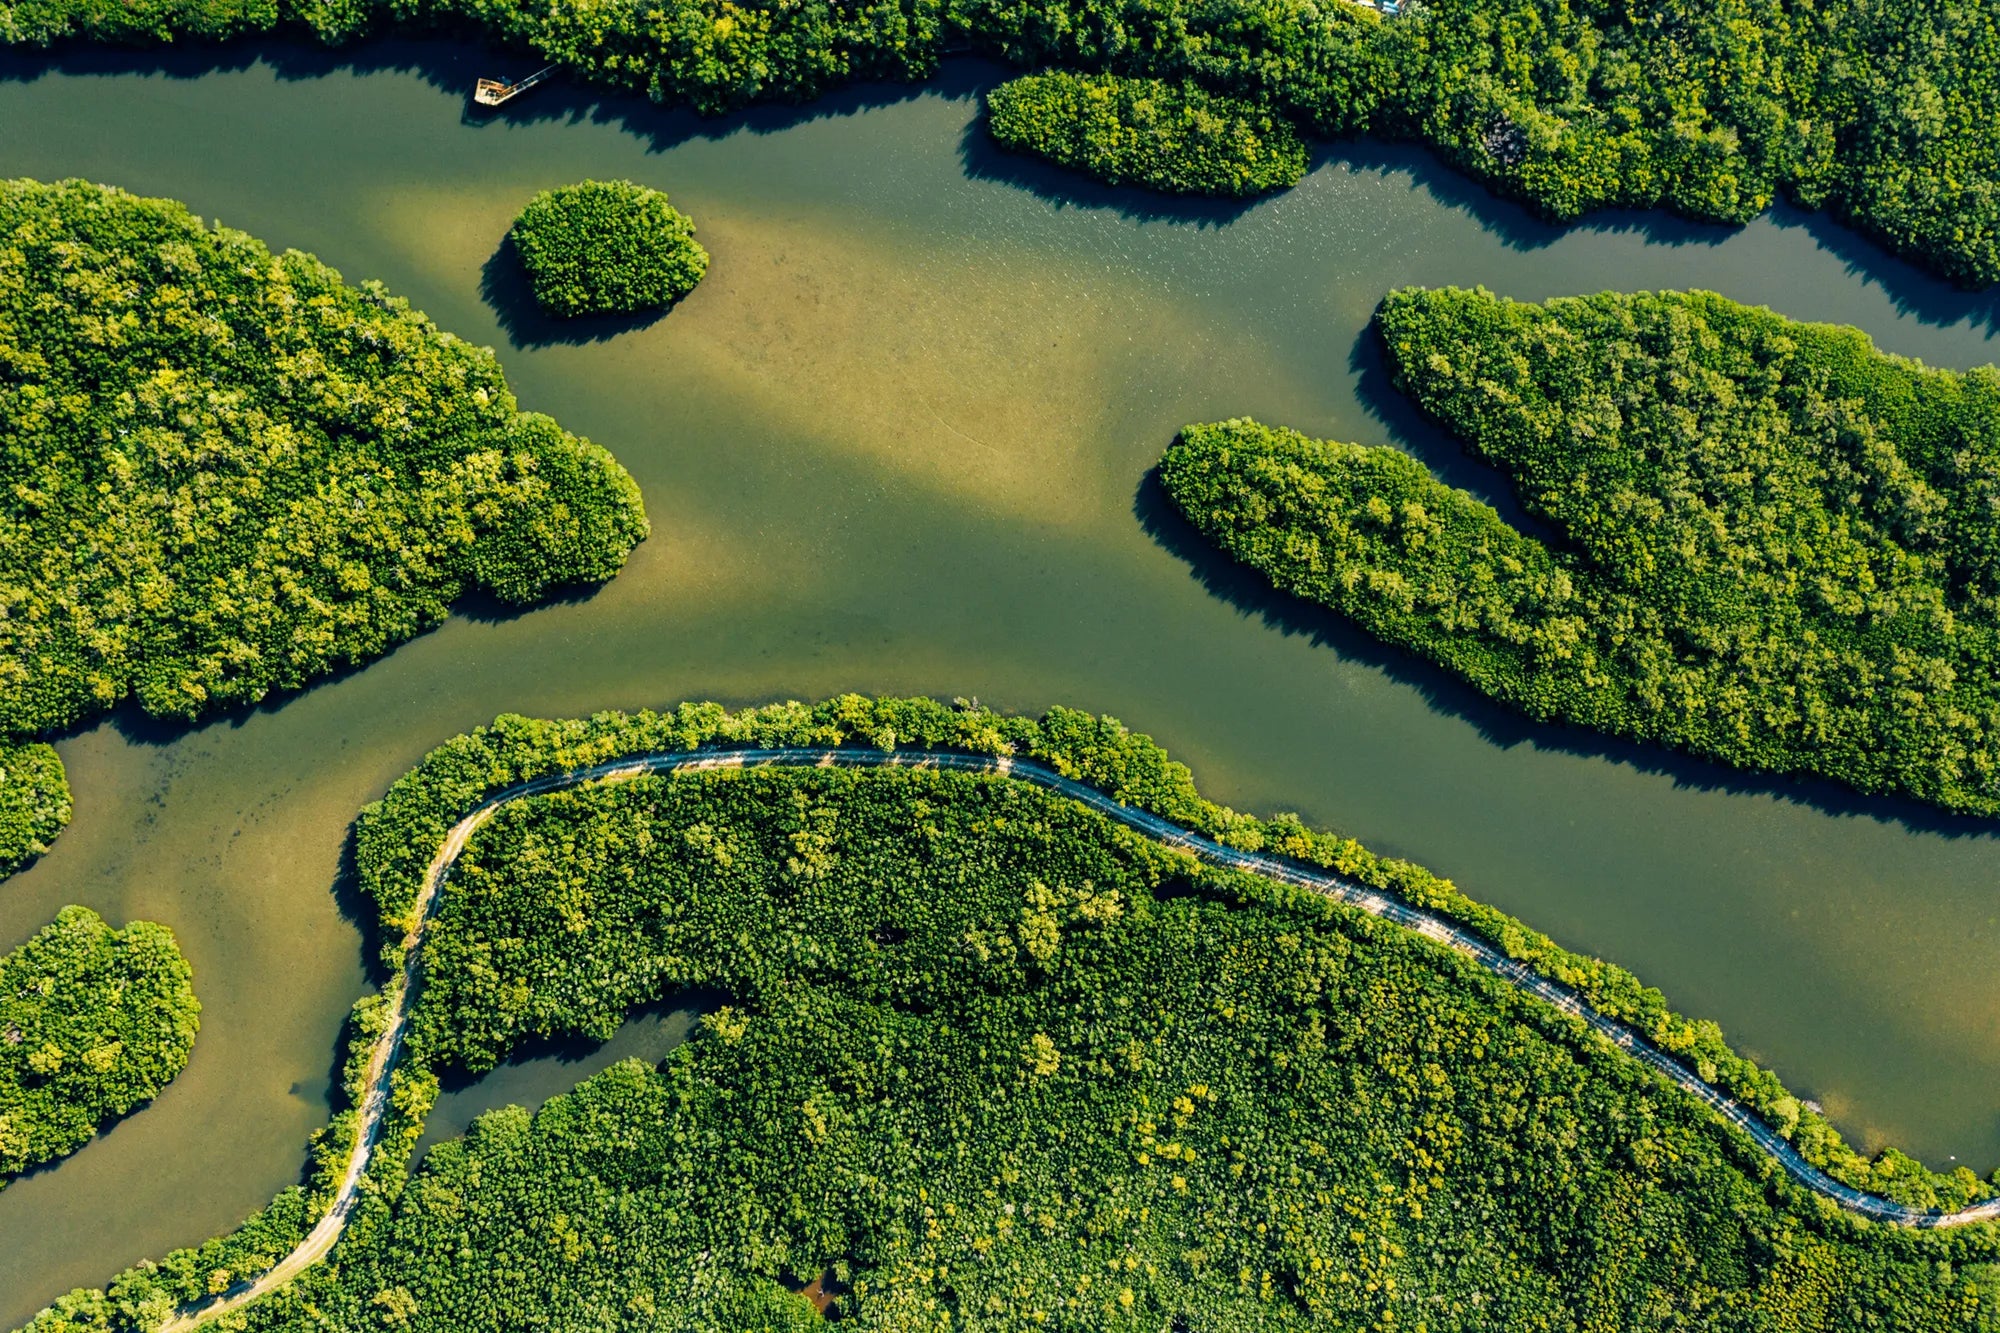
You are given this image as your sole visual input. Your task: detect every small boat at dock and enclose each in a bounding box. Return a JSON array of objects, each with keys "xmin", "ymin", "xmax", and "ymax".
[{"xmin": 473, "ymin": 66, "xmax": 557, "ymax": 109}]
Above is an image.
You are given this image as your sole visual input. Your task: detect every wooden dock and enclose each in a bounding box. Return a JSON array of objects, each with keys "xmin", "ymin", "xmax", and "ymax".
[{"xmin": 472, "ymin": 66, "xmax": 557, "ymax": 108}]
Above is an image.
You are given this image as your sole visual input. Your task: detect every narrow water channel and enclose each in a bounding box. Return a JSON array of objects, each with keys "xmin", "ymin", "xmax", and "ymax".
[
  {"xmin": 2, "ymin": 42, "xmax": 1998, "ymax": 1324},
  {"xmin": 411, "ymin": 997, "xmax": 719, "ymax": 1164}
]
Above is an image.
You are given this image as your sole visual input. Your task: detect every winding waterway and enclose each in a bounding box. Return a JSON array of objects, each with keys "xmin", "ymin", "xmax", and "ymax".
[{"xmin": 3, "ymin": 40, "xmax": 2000, "ymax": 1325}]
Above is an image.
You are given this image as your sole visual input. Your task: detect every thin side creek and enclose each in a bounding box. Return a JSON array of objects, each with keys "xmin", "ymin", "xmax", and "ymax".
[
  {"xmin": 413, "ymin": 997, "xmax": 719, "ymax": 1163},
  {"xmin": 1, "ymin": 40, "xmax": 1998, "ymax": 1324}
]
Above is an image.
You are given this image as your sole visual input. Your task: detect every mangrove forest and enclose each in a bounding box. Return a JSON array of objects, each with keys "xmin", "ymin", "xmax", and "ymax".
[{"xmin": 1161, "ymin": 287, "xmax": 2000, "ymax": 817}]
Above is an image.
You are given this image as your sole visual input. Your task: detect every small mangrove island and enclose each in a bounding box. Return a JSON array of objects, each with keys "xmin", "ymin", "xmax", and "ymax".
[
  {"xmin": 510, "ymin": 180, "xmax": 709, "ymax": 318},
  {"xmin": 1, "ymin": 906, "xmax": 199, "ymax": 1185}
]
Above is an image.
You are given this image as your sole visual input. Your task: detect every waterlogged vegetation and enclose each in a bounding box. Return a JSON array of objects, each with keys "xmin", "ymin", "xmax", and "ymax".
[
  {"xmin": 1, "ymin": 1, "xmax": 1996, "ymax": 281},
  {"xmin": 0, "ymin": 741, "xmax": 68, "ymax": 876},
  {"xmin": 510, "ymin": 180, "xmax": 708, "ymax": 318},
  {"xmin": 987, "ymin": 72, "xmax": 1307, "ymax": 197},
  {"xmin": 0, "ymin": 177, "xmax": 649, "ymax": 868},
  {"xmin": 30, "ymin": 699, "xmax": 2000, "ymax": 1332},
  {"xmin": 1163, "ymin": 287, "xmax": 2000, "ymax": 817},
  {"xmin": 1, "ymin": 906, "xmax": 199, "ymax": 1185}
]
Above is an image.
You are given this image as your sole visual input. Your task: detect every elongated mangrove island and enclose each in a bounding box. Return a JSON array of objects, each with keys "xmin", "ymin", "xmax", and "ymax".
[
  {"xmin": 34, "ymin": 699, "xmax": 2000, "ymax": 1333},
  {"xmin": 986, "ymin": 71, "xmax": 1308, "ymax": 197},
  {"xmin": 0, "ymin": 178, "xmax": 650, "ymax": 872},
  {"xmin": 1162, "ymin": 287, "xmax": 2000, "ymax": 818}
]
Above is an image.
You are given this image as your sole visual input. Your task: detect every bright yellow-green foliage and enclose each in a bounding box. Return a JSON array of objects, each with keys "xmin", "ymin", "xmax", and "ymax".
[
  {"xmin": 27, "ymin": 700, "xmax": 2000, "ymax": 1332},
  {"xmin": 511, "ymin": 180, "xmax": 709, "ymax": 318},
  {"xmin": 1, "ymin": 906, "xmax": 199, "ymax": 1184},
  {"xmin": 987, "ymin": 71, "xmax": 1308, "ymax": 196},
  {"xmin": 2, "ymin": 2, "xmax": 1995, "ymax": 282},
  {"xmin": 0, "ymin": 178, "xmax": 649, "ymax": 732},
  {"xmin": 0, "ymin": 178, "xmax": 650, "ymax": 872},
  {"xmin": 1161, "ymin": 286, "xmax": 2000, "ymax": 815},
  {"xmin": 0, "ymin": 741, "xmax": 68, "ymax": 876}
]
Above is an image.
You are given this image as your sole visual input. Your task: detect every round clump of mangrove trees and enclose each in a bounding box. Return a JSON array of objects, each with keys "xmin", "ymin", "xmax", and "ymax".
[
  {"xmin": 510, "ymin": 180, "xmax": 709, "ymax": 318},
  {"xmin": 1, "ymin": 906, "xmax": 199, "ymax": 1184}
]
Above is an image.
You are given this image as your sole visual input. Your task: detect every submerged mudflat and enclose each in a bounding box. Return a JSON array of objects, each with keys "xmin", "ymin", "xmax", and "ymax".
[{"xmin": 2, "ymin": 42, "xmax": 1999, "ymax": 1325}]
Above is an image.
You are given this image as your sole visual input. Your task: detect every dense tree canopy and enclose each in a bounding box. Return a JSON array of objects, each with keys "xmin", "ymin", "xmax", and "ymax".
[
  {"xmin": 1, "ymin": 2, "xmax": 1994, "ymax": 282},
  {"xmin": 30, "ymin": 699, "xmax": 2000, "ymax": 1332},
  {"xmin": 1161, "ymin": 286, "xmax": 2000, "ymax": 816},
  {"xmin": 0, "ymin": 178, "xmax": 650, "ymax": 872},
  {"xmin": 987, "ymin": 71, "xmax": 1307, "ymax": 196},
  {"xmin": 511, "ymin": 180, "xmax": 709, "ymax": 318},
  {"xmin": 1, "ymin": 906, "xmax": 199, "ymax": 1184},
  {"xmin": 0, "ymin": 741, "xmax": 68, "ymax": 876},
  {"xmin": 126, "ymin": 769, "xmax": 2000, "ymax": 1328}
]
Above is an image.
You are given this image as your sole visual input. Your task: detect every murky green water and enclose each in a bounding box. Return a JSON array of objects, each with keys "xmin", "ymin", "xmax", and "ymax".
[
  {"xmin": 3, "ymin": 42, "xmax": 1999, "ymax": 1323},
  {"xmin": 411, "ymin": 997, "xmax": 718, "ymax": 1163}
]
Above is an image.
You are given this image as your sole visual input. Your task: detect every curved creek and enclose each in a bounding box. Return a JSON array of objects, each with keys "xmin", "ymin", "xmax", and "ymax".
[{"xmin": 2, "ymin": 40, "xmax": 1999, "ymax": 1324}]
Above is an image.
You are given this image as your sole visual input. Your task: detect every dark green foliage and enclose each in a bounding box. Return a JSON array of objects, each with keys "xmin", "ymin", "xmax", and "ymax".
[
  {"xmin": 29, "ymin": 699, "xmax": 2000, "ymax": 1332},
  {"xmin": 339, "ymin": 697, "xmax": 1980, "ymax": 1205},
  {"xmin": 0, "ymin": 178, "xmax": 648, "ymax": 864},
  {"xmin": 510, "ymin": 180, "xmax": 709, "ymax": 319},
  {"xmin": 174, "ymin": 767, "xmax": 2000, "ymax": 1327},
  {"xmin": 987, "ymin": 71, "xmax": 1308, "ymax": 196},
  {"xmin": 0, "ymin": 906, "xmax": 199, "ymax": 1183},
  {"xmin": 1162, "ymin": 287, "xmax": 2000, "ymax": 817},
  {"xmin": 2, "ymin": 2, "xmax": 1995, "ymax": 283},
  {"xmin": 0, "ymin": 742, "xmax": 68, "ymax": 875}
]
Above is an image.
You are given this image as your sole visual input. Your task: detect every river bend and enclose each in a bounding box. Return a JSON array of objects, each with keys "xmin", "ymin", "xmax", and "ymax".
[{"xmin": 169, "ymin": 746, "xmax": 2000, "ymax": 1329}]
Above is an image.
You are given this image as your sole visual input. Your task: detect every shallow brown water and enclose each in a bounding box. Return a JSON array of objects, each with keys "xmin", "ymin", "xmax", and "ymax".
[{"xmin": 3, "ymin": 42, "xmax": 2000, "ymax": 1324}]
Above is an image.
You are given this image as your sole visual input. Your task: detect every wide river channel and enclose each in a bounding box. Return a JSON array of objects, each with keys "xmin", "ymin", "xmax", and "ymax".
[{"xmin": 4, "ymin": 42, "xmax": 2000, "ymax": 1324}]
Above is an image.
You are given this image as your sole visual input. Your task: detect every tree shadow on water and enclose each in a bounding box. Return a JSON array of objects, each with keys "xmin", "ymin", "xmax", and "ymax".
[
  {"xmin": 478, "ymin": 231, "xmax": 671, "ymax": 349},
  {"xmin": 327, "ymin": 828, "xmax": 387, "ymax": 978},
  {"xmin": 317, "ymin": 830, "xmax": 387, "ymax": 1121},
  {"xmin": 467, "ymin": 54, "xmax": 996, "ymax": 153},
  {"xmin": 453, "ymin": 575, "xmax": 619, "ymax": 625},
  {"xmin": 0, "ymin": 34, "xmax": 480, "ymax": 98},
  {"xmin": 1342, "ymin": 323, "xmax": 1544, "ymax": 525},
  {"xmin": 1132, "ymin": 464, "xmax": 2000, "ymax": 841},
  {"xmin": 0, "ymin": 36, "xmax": 984, "ymax": 154},
  {"xmin": 1321, "ymin": 143, "xmax": 2000, "ymax": 337},
  {"xmin": 1761, "ymin": 200, "xmax": 2000, "ymax": 339},
  {"xmin": 100, "ymin": 657, "xmax": 393, "ymax": 752},
  {"xmin": 0, "ymin": 36, "xmax": 1001, "ymax": 157},
  {"xmin": 1318, "ymin": 139, "xmax": 1743, "ymax": 258}
]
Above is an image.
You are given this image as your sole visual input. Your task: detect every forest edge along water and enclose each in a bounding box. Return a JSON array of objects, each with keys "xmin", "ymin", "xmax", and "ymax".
[
  {"xmin": 4, "ymin": 41, "xmax": 2000, "ymax": 1327},
  {"xmin": 162, "ymin": 747, "xmax": 2000, "ymax": 1331}
]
